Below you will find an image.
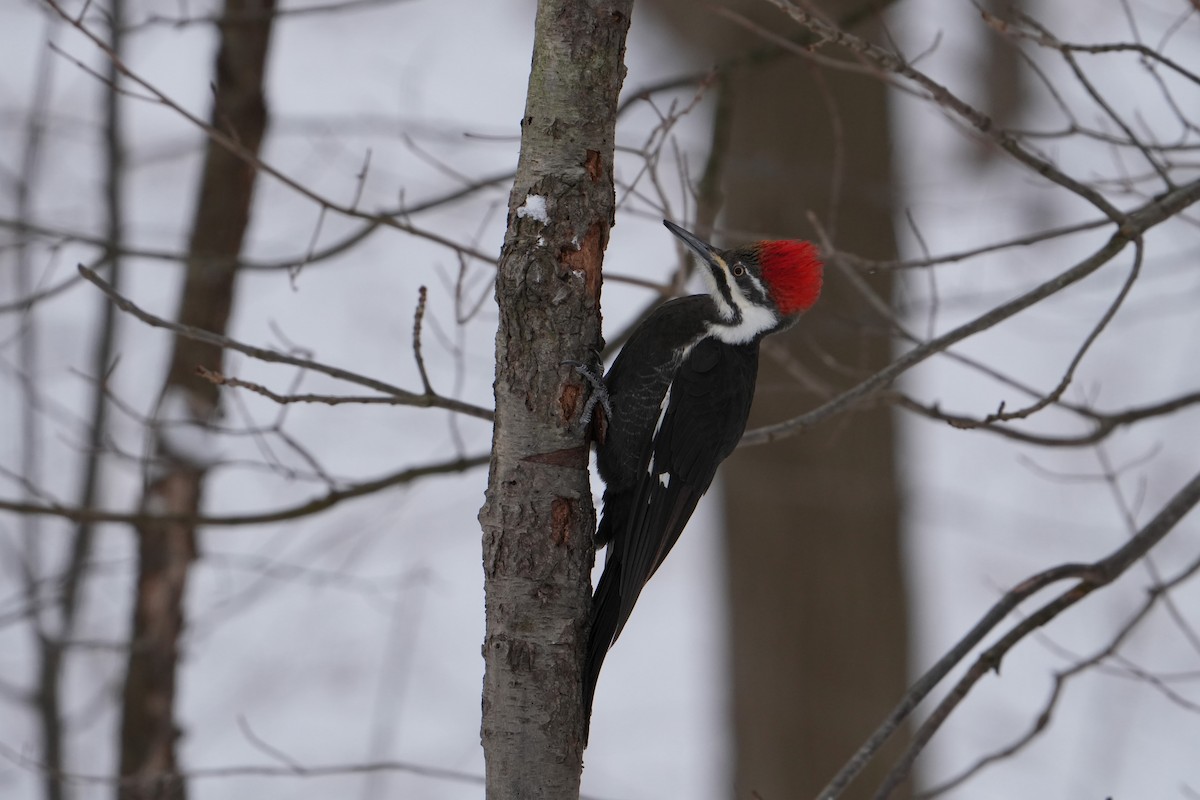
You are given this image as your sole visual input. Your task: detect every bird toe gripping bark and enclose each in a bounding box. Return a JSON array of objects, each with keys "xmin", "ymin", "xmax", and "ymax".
[{"xmin": 562, "ymin": 359, "xmax": 612, "ymax": 436}]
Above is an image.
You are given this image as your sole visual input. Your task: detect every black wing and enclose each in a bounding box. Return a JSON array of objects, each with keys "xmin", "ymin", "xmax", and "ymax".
[
  {"xmin": 585, "ymin": 336, "xmax": 757, "ymax": 728},
  {"xmin": 595, "ymin": 297, "xmax": 714, "ymax": 521},
  {"xmin": 612, "ymin": 336, "xmax": 758, "ymax": 637}
]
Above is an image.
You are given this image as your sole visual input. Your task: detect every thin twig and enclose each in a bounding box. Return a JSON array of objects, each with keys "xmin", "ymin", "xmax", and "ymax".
[
  {"xmin": 740, "ymin": 176, "xmax": 1200, "ymax": 447},
  {"xmin": 412, "ymin": 286, "xmax": 433, "ymax": 395},
  {"xmin": 78, "ymin": 264, "xmax": 494, "ymax": 422},
  {"xmin": 978, "ymin": 238, "xmax": 1143, "ymax": 424},
  {"xmin": 0, "ymin": 455, "xmax": 489, "ymax": 528},
  {"xmin": 762, "ymin": 0, "xmax": 1125, "ymax": 221},
  {"xmin": 820, "ymin": 464, "xmax": 1200, "ymax": 799},
  {"xmin": 42, "ymin": 0, "xmax": 496, "ymax": 265},
  {"xmin": 868, "ymin": 467, "xmax": 1200, "ymax": 799}
]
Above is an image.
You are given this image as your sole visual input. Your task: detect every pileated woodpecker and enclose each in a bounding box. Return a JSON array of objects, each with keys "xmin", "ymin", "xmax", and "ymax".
[{"xmin": 583, "ymin": 219, "xmax": 823, "ymax": 733}]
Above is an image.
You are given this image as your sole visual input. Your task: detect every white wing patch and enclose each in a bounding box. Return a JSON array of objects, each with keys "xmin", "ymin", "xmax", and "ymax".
[
  {"xmin": 647, "ymin": 381, "xmax": 674, "ymax": 478},
  {"xmin": 658, "ymin": 472, "xmax": 671, "ymax": 488},
  {"xmin": 652, "ymin": 382, "xmax": 673, "ymax": 439}
]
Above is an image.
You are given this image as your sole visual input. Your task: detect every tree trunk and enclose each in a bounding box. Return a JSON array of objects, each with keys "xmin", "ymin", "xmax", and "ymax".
[
  {"xmin": 478, "ymin": 1, "xmax": 632, "ymax": 798},
  {"xmin": 652, "ymin": 2, "xmax": 910, "ymax": 797},
  {"xmin": 116, "ymin": 3, "xmax": 275, "ymax": 798}
]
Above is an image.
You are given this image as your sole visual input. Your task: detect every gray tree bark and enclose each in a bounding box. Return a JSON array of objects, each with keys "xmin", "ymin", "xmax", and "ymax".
[{"xmin": 478, "ymin": 1, "xmax": 632, "ymax": 798}]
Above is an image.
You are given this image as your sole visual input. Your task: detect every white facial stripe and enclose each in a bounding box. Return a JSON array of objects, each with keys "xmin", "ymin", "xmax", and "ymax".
[
  {"xmin": 744, "ymin": 271, "xmax": 767, "ymax": 303},
  {"xmin": 698, "ymin": 253, "xmax": 736, "ymax": 321},
  {"xmin": 709, "ymin": 265, "xmax": 778, "ymax": 344}
]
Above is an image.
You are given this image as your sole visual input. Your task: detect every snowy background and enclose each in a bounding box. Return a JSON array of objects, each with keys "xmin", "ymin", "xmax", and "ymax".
[{"xmin": 1, "ymin": 0, "xmax": 1199, "ymax": 799}]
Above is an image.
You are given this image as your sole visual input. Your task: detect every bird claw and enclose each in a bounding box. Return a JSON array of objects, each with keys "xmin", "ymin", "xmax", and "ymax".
[{"xmin": 562, "ymin": 359, "xmax": 612, "ymax": 437}]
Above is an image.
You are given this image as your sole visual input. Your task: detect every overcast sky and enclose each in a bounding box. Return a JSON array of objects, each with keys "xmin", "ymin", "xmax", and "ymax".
[{"xmin": 2, "ymin": 1, "xmax": 1199, "ymax": 799}]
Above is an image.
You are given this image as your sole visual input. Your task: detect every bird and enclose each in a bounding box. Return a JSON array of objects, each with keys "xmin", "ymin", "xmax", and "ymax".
[{"xmin": 583, "ymin": 218, "xmax": 824, "ymax": 734}]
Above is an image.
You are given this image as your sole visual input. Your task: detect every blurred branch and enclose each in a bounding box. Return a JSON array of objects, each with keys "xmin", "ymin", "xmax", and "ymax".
[
  {"xmin": 0, "ymin": 730, "xmax": 645, "ymax": 800},
  {"xmin": 869, "ymin": 466, "xmax": 1200, "ymax": 799},
  {"xmin": 0, "ymin": 456, "xmax": 487, "ymax": 528},
  {"xmin": 807, "ymin": 218, "xmax": 1200, "ymax": 445},
  {"xmin": 13, "ymin": 12, "xmax": 61, "ymax": 800},
  {"xmin": 741, "ymin": 175, "xmax": 1200, "ymax": 447},
  {"xmin": 119, "ymin": 0, "xmax": 415, "ymax": 33},
  {"xmin": 918, "ymin": 532, "xmax": 1200, "ymax": 798},
  {"xmin": 603, "ymin": 73, "xmax": 733, "ymax": 357},
  {"xmin": 0, "ymin": 210, "xmax": 661, "ymax": 290},
  {"xmin": 958, "ymin": 239, "xmax": 1143, "ymax": 424},
  {"xmin": 987, "ymin": 11, "xmax": 1200, "ymax": 86},
  {"xmin": 614, "ymin": 0, "xmax": 901, "ymax": 116},
  {"xmin": 410, "ymin": 286, "xmax": 434, "ymax": 395},
  {"xmin": 891, "ymin": 388, "xmax": 1200, "ymax": 447},
  {"xmin": 835, "ymin": 216, "xmax": 1112, "ymax": 272},
  {"xmin": 58, "ymin": 0, "xmax": 126, "ymax": 699},
  {"xmin": 0, "ymin": 738, "xmax": 486, "ymax": 790},
  {"xmin": 112, "ymin": 3, "xmax": 280, "ymax": 792},
  {"xmin": 760, "ymin": 0, "xmax": 1124, "ymax": 220},
  {"xmin": 196, "ymin": 367, "xmax": 460, "ymax": 409},
  {"xmin": 818, "ymin": 466, "xmax": 1200, "ymax": 800},
  {"xmin": 41, "ymin": 0, "xmax": 496, "ymax": 268},
  {"xmin": 78, "ymin": 265, "xmax": 494, "ymax": 421}
]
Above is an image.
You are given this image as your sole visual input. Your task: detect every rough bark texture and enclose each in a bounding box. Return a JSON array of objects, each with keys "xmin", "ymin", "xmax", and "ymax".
[
  {"xmin": 117, "ymin": 3, "xmax": 275, "ymax": 798},
  {"xmin": 653, "ymin": 1, "xmax": 911, "ymax": 797},
  {"xmin": 478, "ymin": 1, "xmax": 632, "ymax": 797}
]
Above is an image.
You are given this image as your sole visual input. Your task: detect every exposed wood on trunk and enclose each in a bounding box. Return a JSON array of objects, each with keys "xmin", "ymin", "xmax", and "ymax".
[
  {"xmin": 116, "ymin": 3, "xmax": 276, "ymax": 798},
  {"xmin": 478, "ymin": 1, "xmax": 632, "ymax": 797}
]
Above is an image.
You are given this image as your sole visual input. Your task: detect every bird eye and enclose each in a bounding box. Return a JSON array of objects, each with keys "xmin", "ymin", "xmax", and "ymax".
[{"xmin": 732, "ymin": 264, "xmax": 745, "ymax": 277}]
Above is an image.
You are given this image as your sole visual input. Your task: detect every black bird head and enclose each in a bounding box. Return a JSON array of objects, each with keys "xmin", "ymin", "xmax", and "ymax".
[{"xmin": 663, "ymin": 219, "xmax": 823, "ymax": 342}]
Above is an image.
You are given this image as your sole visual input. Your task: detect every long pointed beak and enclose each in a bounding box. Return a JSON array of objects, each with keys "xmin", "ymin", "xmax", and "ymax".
[{"xmin": 663, "ymin": 219, "xmax": 722, "ymax": 270}]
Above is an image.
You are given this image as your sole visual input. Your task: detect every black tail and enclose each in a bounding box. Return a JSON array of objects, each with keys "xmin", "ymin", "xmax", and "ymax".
[{"xmin": 583, "ymin": 550, "xmax": 622, "ymax": 743}]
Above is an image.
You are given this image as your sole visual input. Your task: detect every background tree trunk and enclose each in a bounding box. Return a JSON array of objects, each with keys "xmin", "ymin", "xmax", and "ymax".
[
  {"xmin": 116, "ymin": 2, "xmax": 275, "ymax": 797},
  {"xmin": 653, "ymin": 2, "xmax": 910, "ymax": 796},
  {"xmin": 478, "ymin": 1, "xmax": 632, "ymax": 797}
]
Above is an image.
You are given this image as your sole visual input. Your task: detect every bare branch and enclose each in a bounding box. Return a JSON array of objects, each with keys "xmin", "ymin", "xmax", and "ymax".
[
  {"xmin": 891, "ymin": 388, "xmax": 1200, "ymax": 447},
  {"xmin": 869, "ymin": 467, "xmax": 1200, "ymax": 799},
  {"xmin": 0, "ymin": 454, "xmax": 488, "ymax": 528},
  {"xmin": 119, "ymin": 0, "xmax": 417, "ymax": 34},
  {"xmin": 411, "ymin": 286, "xmax": 434, "ymax": 395},
  {"xmin": 819, "ymin": 465, "xmax": 1200, "ymax": 800},
  {"xmin": 78, "ymin": 265, "xmax": 495, "ymax": 422},
  {"xmin": 741, "ymin": 176, "xmax": 1200, "ymax": 447},
  {"xmin": 761, "ymin": 0, "xmax": 1125, "ymax": 220},
  {"xmin": 195, "ymin": 367, "xmax": 443, "ymax": 408},
  {"xmin": 41, "ymin": 0, "xmax": 497, "ymax": 264}
]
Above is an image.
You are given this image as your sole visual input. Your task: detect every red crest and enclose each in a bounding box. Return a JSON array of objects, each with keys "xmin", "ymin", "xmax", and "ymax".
[{"xmin": 757, "ymin": 240, "xmax": 823, "ymax": 315}]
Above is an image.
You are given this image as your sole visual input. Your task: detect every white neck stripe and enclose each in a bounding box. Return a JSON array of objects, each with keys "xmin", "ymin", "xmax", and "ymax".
[
  {"xmin": 707, "ymin": 303, "xmax": 777, "ymax": 344},
  {"xmin": 710, "ymin": 264, "xmax": 778, "ymax": 343}
]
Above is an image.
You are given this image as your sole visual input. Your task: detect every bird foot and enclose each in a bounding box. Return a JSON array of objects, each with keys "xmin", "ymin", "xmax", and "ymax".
[{"xmin": 562, "ymin": 359, "xmax": 612, "ymax": 438}]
